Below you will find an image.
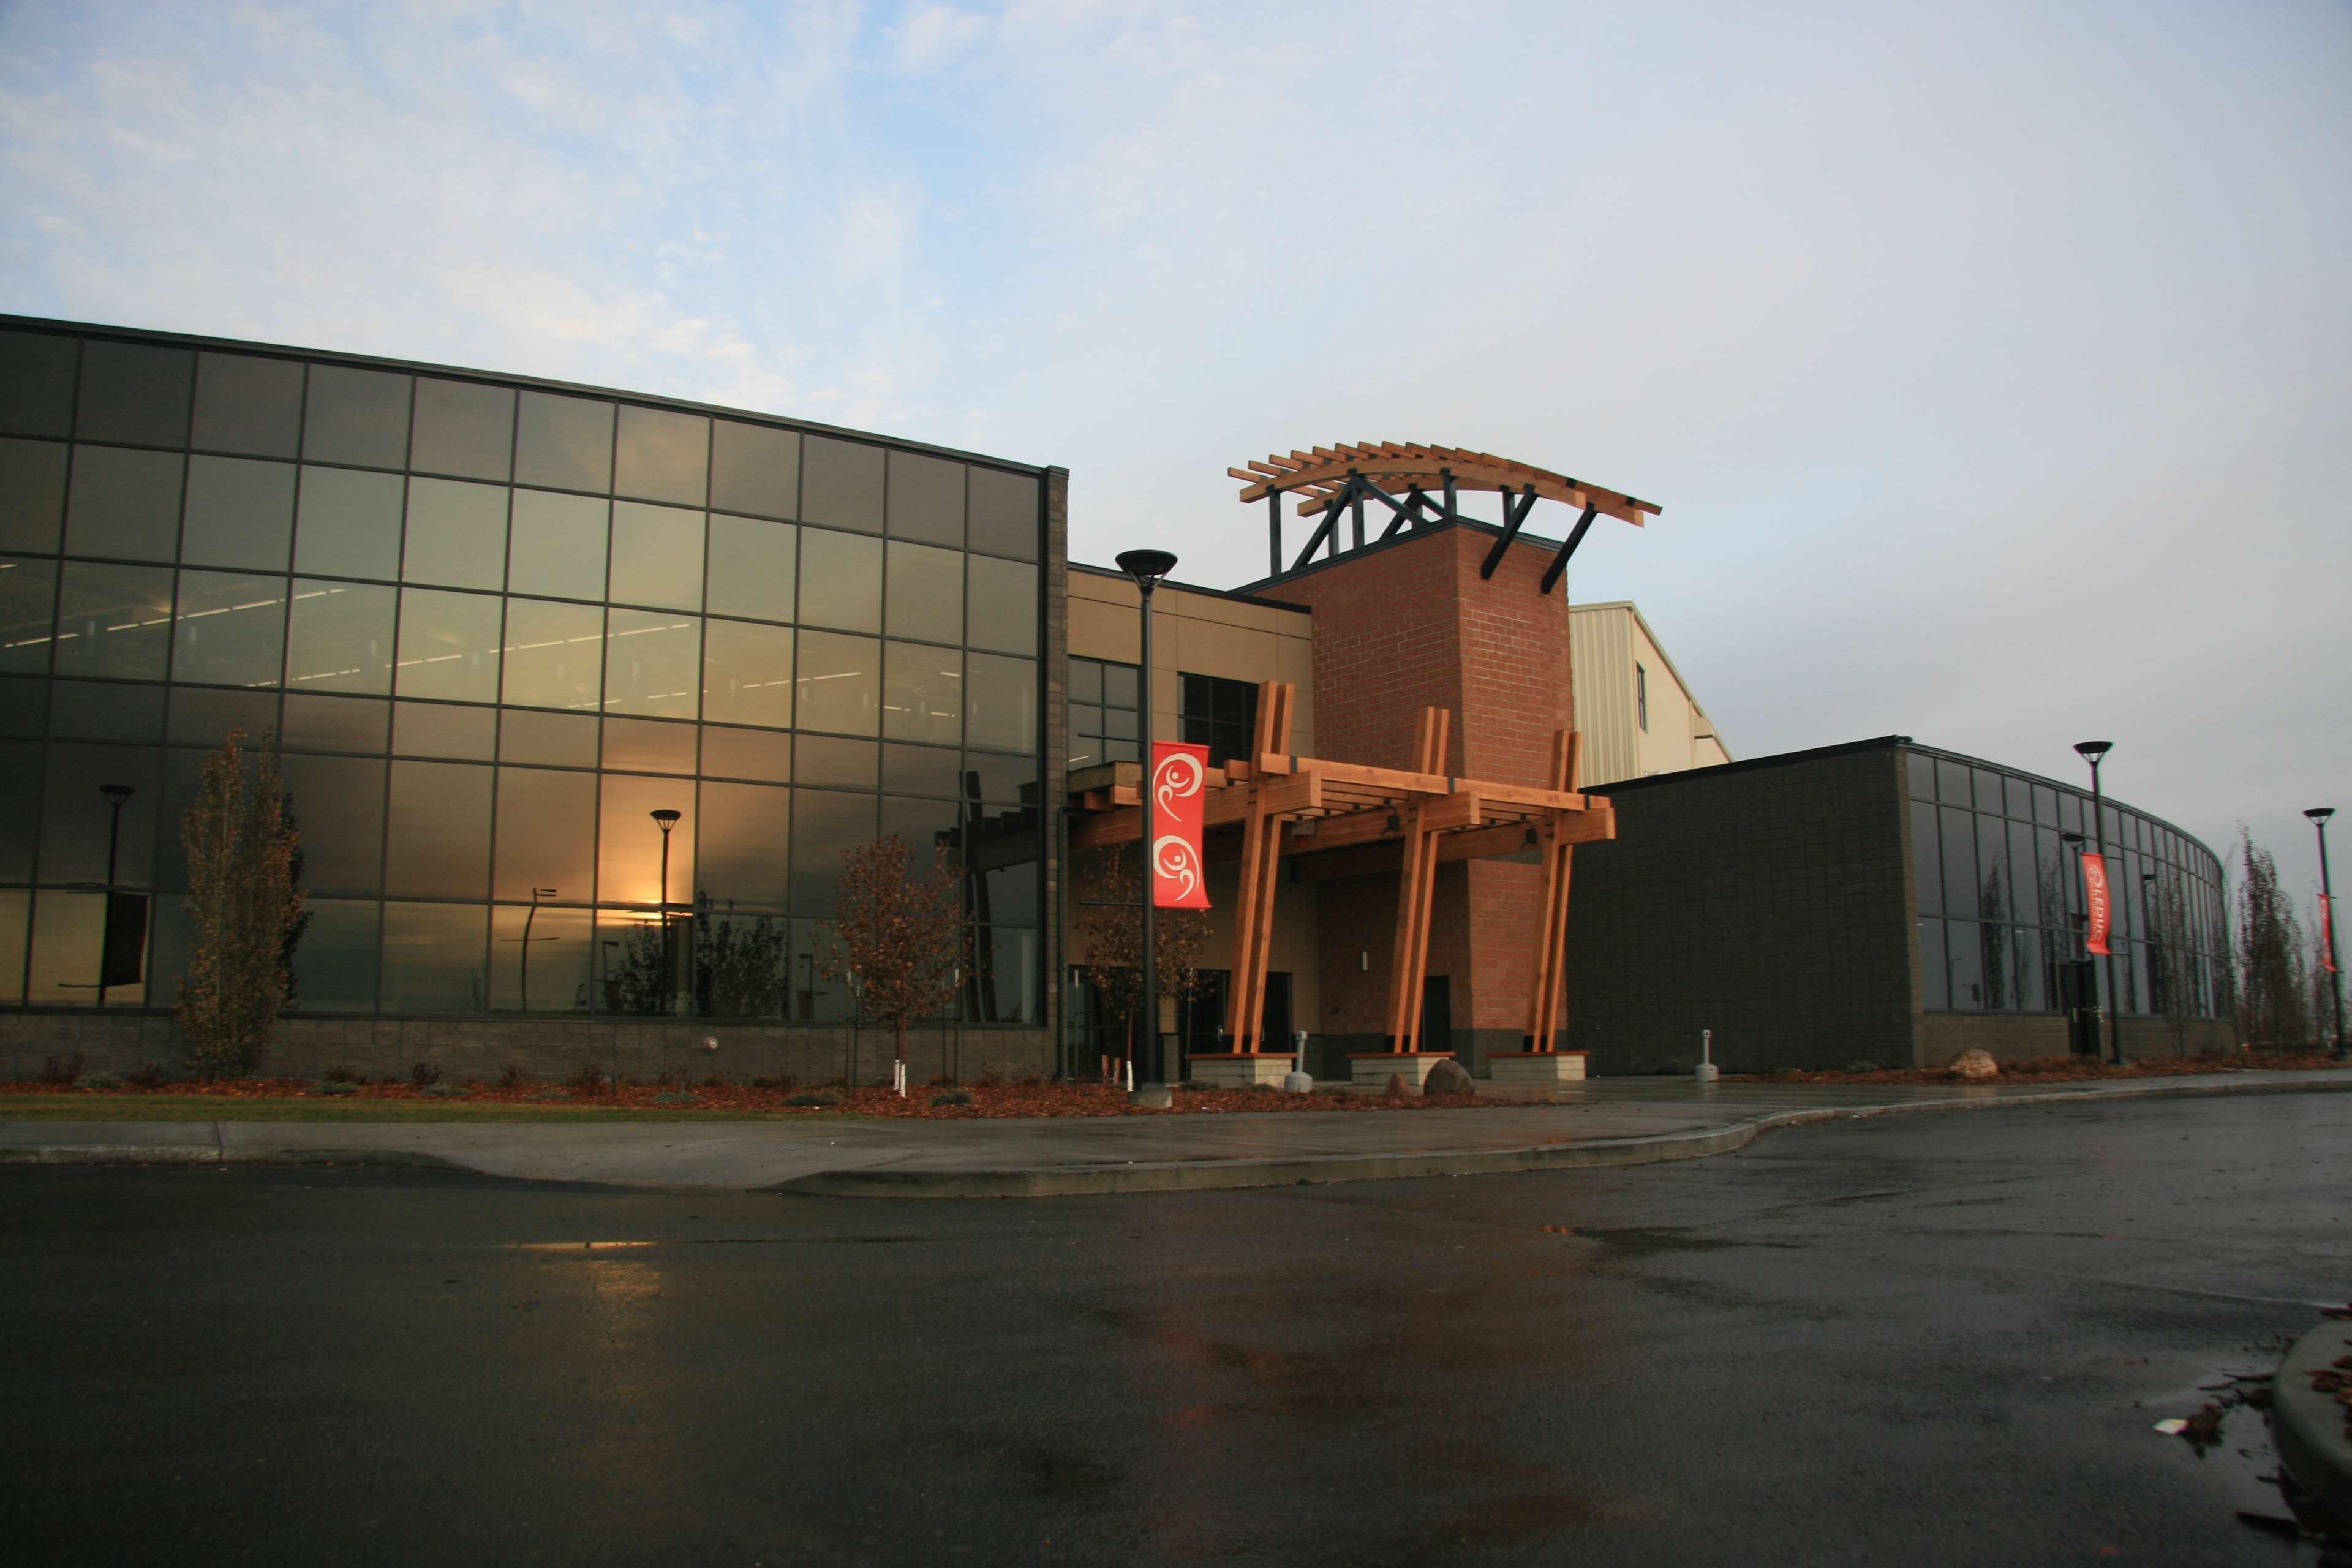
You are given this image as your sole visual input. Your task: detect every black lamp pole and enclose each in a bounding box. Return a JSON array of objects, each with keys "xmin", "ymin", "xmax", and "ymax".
[
  {"xmin": 2074, "ymin": 742, "xmax": 2122, "ymax": 1065},
  {"xmin": 2310, "ymin": 807, "xmax": 2344, "ymax": 1058},
  {"xmin": 96, "ymin": 784, "xmax": 134, "ymax": 1008},
  {"xmin": 1115, "ymin": 548, "xmax": 1178, "ymax": 1102},
  {"xmin": 650, "ymin": 810, "xmax": 682, "ymax": 1015},
  {"xmin": 518, "ymin": 886, "xmax": 557, "ymax": 1014}
]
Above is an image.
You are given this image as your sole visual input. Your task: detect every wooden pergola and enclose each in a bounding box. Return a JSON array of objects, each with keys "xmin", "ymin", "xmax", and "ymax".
[{"xmin": 1068, "ymin": 680, "xmax": 1613, "ymax": 1058}]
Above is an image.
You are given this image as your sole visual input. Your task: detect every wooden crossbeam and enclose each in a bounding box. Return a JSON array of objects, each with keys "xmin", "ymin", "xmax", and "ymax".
[
  {"xmin": 1379, "ymin": 707, "xmax": 1451, "ymax": 1054},
  {"xmin": 1254, "ymin": 754, "xmax": 1589, "ymax": 815},
  {"xmin": 1231, "ymin": 441, "xmax": 1660, "ymax": 528},
  {"xmin": 1223, "ymin": 681, "xmax": 1297, "ymax": 1052},
  {"xmin": 1284, "ymin": 807, "xmax": 1615, "ymax": 882}
]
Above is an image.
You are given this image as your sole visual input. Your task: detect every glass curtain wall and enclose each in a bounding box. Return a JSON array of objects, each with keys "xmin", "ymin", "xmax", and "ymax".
[
  {"xmin": 1905, "ymin": 747, "xmax": 2227, "ymax": 1020},
  {"xmin": 0, "ymin": 324, "xmax": 1047, "ymax": 1023}
]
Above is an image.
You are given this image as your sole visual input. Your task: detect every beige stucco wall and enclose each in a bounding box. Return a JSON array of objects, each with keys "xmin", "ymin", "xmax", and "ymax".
[
  {"xmin": 1569, "ymin": 601, "xmax": 1728, "ymax": 784},
  {"xmin": 1066, "ymin": 569, "xmax": 1317, "ymax": 755}
]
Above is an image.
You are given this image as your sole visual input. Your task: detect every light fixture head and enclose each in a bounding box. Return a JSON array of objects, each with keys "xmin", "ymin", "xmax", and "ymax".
[
  {"xmin": 1115, "ymin": 548, "xmax": 1178, "ymax": 592},
  {"xmin": 2061, "ymin": 832, "xmax": 2084, "ymax": 845},
  {"xmin": 2307, "ymin": 807, "xmax": 2336, "ymax": 825},
  {"xmin": 650, "ymin": 809, "xmax": 682, "ymax": 830},
  {"xmin": 533, "ymin": 886, "xmax": 559, "ymax": 898},
  {"xmin": 2073, "ymin": 741, "xmax": 2113, "ymax": 762},
  {"xmin": 99, "ymin": 783, "xmax": 135, "ymax": 805}
]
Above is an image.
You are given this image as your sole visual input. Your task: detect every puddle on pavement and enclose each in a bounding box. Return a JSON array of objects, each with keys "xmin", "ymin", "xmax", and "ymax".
[
  {"xmin": 2144, "ymin": 1362, "xmax": 2344, "ymax": 1561},
  {"xmin": 1550, "ymin": 1224, "xmax": 1784, "ymax": 1254}
]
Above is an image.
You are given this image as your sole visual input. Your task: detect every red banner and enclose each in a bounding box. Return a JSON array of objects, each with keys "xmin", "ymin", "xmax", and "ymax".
[
  {"xmin": 2081, "ymin": 851, "xmax": 2111, "ymax": 956},
  {"xmin": 1149, "ymin": 741, "xmax": 1212, "ymax": 910},
  {"xmin": 2323, "ymin": 894, "xmax": 2337, "ymax": 974}
]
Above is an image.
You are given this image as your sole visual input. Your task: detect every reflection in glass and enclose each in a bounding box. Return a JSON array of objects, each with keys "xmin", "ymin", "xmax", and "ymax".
[
  {"xmin": 969, "ymin": 807, "xmax": 1042, "ymax": 926},
  {"xmin": 609, "ymin": 500, "xmax": 704, "ymax": 611},
  {"xmin": 507, "ymin": 489, "xmax": 608, "ymax": 602},
  {"xmin": 494, "ymin": 767, "xmax": 596, "ymax": 902},
  {"xmin": 499, "ymin": 707, "xmax": 598, "ymax": 767},
  {"xmin": 1, "ymin": 555, "xmax": 59, "ymax": 673},
  {"xmin": 167, "ymin": 686, "xmax": 276, "ymax": 748},
  {"xmin": 886, "ymin": 451, "xmax": 962, "ymax": 546},
  {"xmin": 39, "ymin": 742, "xmax": 160, "ymax": 885},
  {"xmin": 886, "ymin": 541, "xmax": 962, "ymax": 643},
  {"xmin": 0, "ymin": 436, "xmax": 69, "ymax": 551},
  {"xmin": 172, "ymin": 570, "xmax": 287, "ymax": 687},
  {"xmin": 800, "ymin": 436, "xmax": 883, "ymax": 533},
  {"xmin": 884, "ymin": 642, "xmax": 960, "ymax": 745},
  {"xmin": 795, "ymin": 734, "xmax": 874, "ymax": 790},
  {"xmin": 794, "ymin": 630, "xmax": 878, "ymax": 736},
  {"xmin": 402, "ymin": 478, "xmax": 508, "ymax": 590},
  {"xmin": 1910, "ymin": 801, "xmax": 1942, "ymax": 914},
  {"xmin": 710, "ymin": 421, "xmax": 799, "ymax": 520},
  {"xmin": 790, "ymin": 790, "xmax": 876, "ymax": 914},
  {"xmin": 1918, "ymin": 918, "xmax": 1949, "ymax": 1009},
  {"xmin": 192, "ymin": 353, "xmax": 303, "ymax": 458},
  {"xmin": 281, "ymin": 692, "xmax": 389, "ymax": 752},
  {"xmin": 964, "ymin": 652, "xmax": 1036, "ymax": 753},
  {"xmin": 705, "ymin": 514, "xmax": 796, "ymax": 622},
  {"xmin": 614, "ymin": 405, "xmax": 709, "ymax": 506},
  {"xmin": 967, "ymin": 468, "xmax": 1039, "ymax": 560},
  {"xmin": 703, "ymin": 619, "xmax": 794, "ymax": 730},
  {"xmin": 603, "ymin": 607, "xmax": 700, "ymax": 719},
  {"xmin": 601, "ymin": 715, "xmax": 695, "ymax": 775},
  {"xmin": 972, "ymin": 926, "xmax": 1040, "ymax": 1023},
  {"xmin": 597, "ymin": 772, "xmax": 695, "ymax": 909},
  {"xmin": 380, "ymin": 901, "xmax": 486, "ymax": 1013},
  {"xmin": 697, "ymin": 780, "xmax": 791, "ymax": 914},
  {"xmin": 0, "ymin": 888, "xmax": 25, "ymax": 1003},
  {"xmin": 285, "ymin": 898, "xmax": 378, "ymax": 1011},
  {"xmin": 701, "ymin": 725, "xmax": 792, "ymax": 782},
  {"xmin": 965, "ymin": 556, "xmax": 1036, "ymax": 656},
  {"xmin": 515, "ymin": 391, "xmax": 614, "ymax": 494},
  {"xmin": 47, "ymin": 679, "xmax": 163, "ymax": 742},
  {"xmin": 295, "ymin": 466, "xmax": 404, "ymax": 580},
  {"xmin": 0, "ymin": 740, "xmax": 34, "ymax": 878},
  {"xmin": 501, "ymin": 597, "xmax": 604, "ymax": 711},
  {"xmin": 55, "ymin": 561, "xmax": 173, "ymax": 679},
  {"xmin": 492, "ymin": 903, "xmax": 594, "ymax": 1013},
  {"xmin": 883, "ymin": 742, "xmax": 960, "ymax": 799},
  {"xmin": 385, "ymin": 760, "xmax": 492, "ymax": 900},
  {"xmin": 0, "ymin": 330, "xmax": 78, "ymax": 439},
  {"xmin": 28, "ymin": 889, "xmax": 143, "ymax": 1005},
  {"xmin": 182, "ymin": 456, "xmax": 295, "ymax": 571},
  {"xmin": 392, "ymin": 700, "xmax": 496, "ymax": 760},
  {"xmin": 788, "ymin": 918, "xmax": 855, "ymax": 1022},
  {"xmin": 410, "ymin": 378, "xmax": 515, "ymax": 481},
  {"xmin": 395, "ymin": 588, "xmax": 502, "ymax": 703},
  {"xmin": 799, "ymin": 528, "xmax": 880, "ymax": 633},
  {"xmin": 303, "ymin": 364, "xmax": 411, "ymax": 469},
  {"xmin": 1947, "ymin": 918, "xmax": 1985, "ymax": 1009},
  {"xmin": 287, "ymin": 580, "xmax": 396, "ymax": 693},
  {"xmin": 883, "ymin": 796, "xmax": 957, "ymax": 860},
  {"xmin": 280, "ymin": 753, "xmax": 385, "ymax": 894},
  {"xmin": 77, "ymin": 341, "xmax": 193, "ymax": 448},
  {"xmin": 963, "ymin": 752, "xmax": 1037, "ymax": 804},
  {"xmin": 66, "ymin": 445, "xmax": 183, "ymax": 560}
]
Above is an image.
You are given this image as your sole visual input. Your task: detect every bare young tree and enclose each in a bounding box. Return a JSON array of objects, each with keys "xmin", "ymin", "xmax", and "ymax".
[
  {"xmin": 2234, "ymin": 826, "xmax": 2310, "ymax": 1048},
  {"xmin": 1069, "ymin": 849, "xmax": 1211, "ymax": 1080},
  {"xmin": 821, "ymin": 835, "xmax": 968, "ymax": 1088},
  {"xmin": 177, "ymin": 731, "xmax": 304, "ymax": 1080}
]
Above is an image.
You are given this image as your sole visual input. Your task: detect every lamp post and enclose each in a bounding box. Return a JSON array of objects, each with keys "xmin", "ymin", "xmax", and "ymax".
[
  {"xmin": 2060, "ymin": 831, "xmax": 2087, "ymax": 1053},
  {"xmin": 96, "ymin": 784, "xmax": 134, "ymax": 1008},
  {"xmin": 1115, "ymin": 547, "xmax": 1178, "ymax": 1104},
  {"xmin": 650, "ymin": 810, "xmax": 682, "ymax": 1015},
  {"xmin": 2073, "ymin": 741, "xmax": 2122, "ymax": 1064},
  {"xmin": 2310, "ymin": 807, "xmax": 2344, "ymax": 1058},
  {"xmin": 517, "ymin": 887, "xmax": 558, "ymax": 1014}
]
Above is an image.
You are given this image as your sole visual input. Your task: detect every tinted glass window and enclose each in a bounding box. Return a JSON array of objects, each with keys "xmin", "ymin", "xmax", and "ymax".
[
  {"xmin": 410, "ymin": 378, "xmax": 514, "ymax": 481},
  {"xmin": 965, "ymin": 556, "xmax": 1036, "ymax": 655},
  {"xmin": 501, "ymin": 597, "xmax": 605, "ymax": 711},
  {"xmin": 498, "ymin": 707, "xmax": 598, "ymax": 767},
  {"xmin": 614, "ymin": 405, "xmax": 707, "ymax": 506},
  {"xmin": 798, "ymin": 528, "xmax": 880, "ymax": 631},
  {"xmin": 1974, "ymin": 812, "xmax": 2011, "ymax": 921},
  {"xmin": 967, "ymin": 468, "xmax": 1039, "ymax": 560},
  {"xmin": 77, "ymin": 341, "xmax": 192, "ymax": 448},
  {"xmin": 794, "ymin": 630, "xmax": 878, "ymax": 736},
  {"xmin": 1904, "ymin": 751, "xmax": 1936, "ymax": 801},
  {"xmin": 973, "ymin": 926, "xmax": 1039, "ymax": 1022},
  {"xmin": 602, "ymin": 607, "xmax": 699, "ymax": 719},
  {"xmin": 595, "ymin": 771, "xmax": 695, "ymax": 908},
  {"xmin": 55, "ymin": 561, "xmax": 173, "ymax": 679},
  {"xmin": 795, "ymin": 734, "xmax": 875, "ymax": 790},
  {"xmin": 886, "ymin": 540, "xmax": 962, "ymax": 643},
  {"xmin": 700, "ymin": 724, "xmax": 792, "ymax": 783},
  {"xmin": 514, "ymin": 392, "xmax": 613, "ymax": 494},
  {"xmin": 609, "ymin": 500, "xmax": 704, "ymax": 610},
  {"xmin": 507, "ymin": 489, "xmax": 608, "ymax": 601},
  {"xmin": 800, "ymin": 436, "xmax": 882, "ymax": 533},
  {"xmin": 705, "ymin": 514, "xmax": 795, "ymax": 622},
  {"xmin": 0, "ymin": 437, "xmax": 69, "ymax": 551},
  {"xmin": 1934, "ymin": 759, "xmax": 1969, "ymax": 804},
  {"xmin": 281, "ymin": 692, "xmax": 388, "ymax": 753},
  {"xmin": 166, "ymin": 686, "xmax": 276, "ymax": 747},
  {"xmin": 789, "ymin": 789, "xmax": 876, "ymax": 914},
  {"xmin": 181, "ymin": 456, "xmax": 295, "ymax": 571},
  {"xmin": 280, "ymin": 753, "xmax": 386, "ymax": 895},
  {"xmin": 28, "ymin": 890, "xmax": 130, "ymax": 1005},
  {"xmin": 1946, "ymin": 918, "xmax": 1985, "ymax": 1009},
  {"xmin": 285, "ymin": 579, "xmax": 395, "ymax": 695},
  {"xmin": 395, "ymin": 588, "xmax": 501, "ymax": 703},
  {"xmin": 385, "ymin": 760, "xmax": 491, "ymax": 900},
  {"xmin": 39, "ymin": 742, "xmax": 160, "ymax": 885},
  {"xmin": 709, "ymin": 420, "xmax": 798, "ymax": 519},
  {"xmin": 494, "ymin": 766, "xmax": 596, "ymax": 903},
  {"xmin": 886, "ymin": 450, "xmax": 962, "ymax": 546},
  {"xmin": 0, "ymin": 555, "xmax": 58, "ymax": 674},
  {"xmin": 172, "ymin": 570, "xmax": 285, "ymax": 687},
  {"xmin": 0, "ymin": 889, "xmax": 25, "ymax": 1000},
  {"xmin": 294, "ymin": 466, "xmax": 403, "ymax": 580},
  {"xmin": 600, "ymin": 715, "xmax": 695, "ymax": 775},
  {"xmin": 402, "ymin": 477, "xmax": 508, "ymax": 590},
  {"xmin": 66, "ymin": 445, "xmax": 183, "ymax": 560},
  {"xmin": 0, "ymin": 330, "xmax": 78, "ymax": 437},
  {"xmin": 47, "ymin": 677, "xmax": 163, "ymax": 742},
  {"xmin": 884, "ymin": 641, "xmax": 960, "ymax": 745},
  {"xmin": 1917, "ymin": 918, "xmax": 1950, "ymax": 1009},
  {"xmin": 191, "ymin": 353, "xmax": 303, "ymax": 458},
  {"xmin": 380, "ymin": 900, "xmax": 487, "ymax": 1012},
  {"xmin": 489, "ymin": 903, "xmax": 592, "ymax": 1014},
  {"xmin": 0, "ymin": 673, "xmax": 43, "ymax": 733},
  {"xmin": 883, "ymin": 796, "xmax": 957, "ymax": 860},
  {"xmin": 302, "ymin": 365, "xmax": 410, "ymax": 468},
  {"xmin": 970, "ymin": 810, "xmax": 1041, "ymax": 924},
  {"xmin": 883, "ymin": 742, "xmax": 960, "ymax": 799},
  {"xmin": 697, "ymin": 780, "xmax": 791, "ymax": 914},
  {"xmin": 702, "ymin": 619, "xmax": 794, "ymax": 729},
  {"xmin": 288, "ymin": 899, "xmax": 379, "ymax": 1012},
  {"xmin": 1972, "ymin": 768, "xmax": 2004, "ymax": 815},
  {"xmin": 965, "ymin": 652, "xmax": 1036, "ymax": 753},
  {"xmin": 392, "ymin": 700, "xmax": 496, "ymax": 761},
  {"xmin": 963, "ymin": 752, "xmax": 1036, "ymax": 804}
]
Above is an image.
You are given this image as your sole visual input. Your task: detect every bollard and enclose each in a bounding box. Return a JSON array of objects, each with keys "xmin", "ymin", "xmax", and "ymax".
[
  {"xmin": 1694, "ymin": 1027, "xmax": 1720, "ymax": 1084},
  {"xmin": 1284, "ymin": 1029, "xmax": 1313, "ymax": 1094}
]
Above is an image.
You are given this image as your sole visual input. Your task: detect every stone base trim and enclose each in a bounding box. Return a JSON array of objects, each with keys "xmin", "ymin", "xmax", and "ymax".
[
  {"xmin": 1187, "ymin": 1052, "xmax": 1300, "ymax": 1089},
  {"xmin": 1485, "ymin": 1051, "xmax": 1589, "ymax": 1084},
  {"xmin": 1348, "ymin": 1051, "xmax": 1460, "ymax": 1092}
]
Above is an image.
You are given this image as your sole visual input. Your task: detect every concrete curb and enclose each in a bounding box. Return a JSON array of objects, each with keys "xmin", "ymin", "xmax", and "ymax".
[
  {"xmin": 2274, "ymin": 1319, "xmax": 2352, "ymax": 1532},
  {"xmin": 0, "ymin": 1144, "xmax": 470, "ymax": 1173}
]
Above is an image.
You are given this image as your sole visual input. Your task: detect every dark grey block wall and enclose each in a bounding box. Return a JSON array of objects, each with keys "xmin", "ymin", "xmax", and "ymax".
[{"xmin": 1563, "ymin": 739, "xmax": 1918, "ymax": 1074}]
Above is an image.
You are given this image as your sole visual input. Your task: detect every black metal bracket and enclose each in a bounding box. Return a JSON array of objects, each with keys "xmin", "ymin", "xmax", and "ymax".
[
  {"xmin": 1477, "ymin": 485, "xmax": 1540, "ymax": 579},
  {"xmin": 1537, "ymin": 504, "xmax": 1599, "ymax": 595}
]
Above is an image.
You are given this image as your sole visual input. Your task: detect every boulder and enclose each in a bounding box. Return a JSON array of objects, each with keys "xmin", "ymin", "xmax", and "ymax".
[
  {"xmin": 1424, "ymin": 1059, "xmax": 1477, "ymax": 1097},
  {"xmin": 1383, "ymin": 1072, "xmax": 1409, "ymax": 1102},
  {"xmin": 1944, "ymin": 1049, "xmax": 1999, "ymax": 1080}
]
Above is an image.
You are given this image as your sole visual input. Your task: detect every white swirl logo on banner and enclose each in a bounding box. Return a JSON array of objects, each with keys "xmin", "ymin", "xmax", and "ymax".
[
  {"xmin": 1153, "ymin": 750, "xmax": 1204, "ymax": 815},
  {"xmin": 1152, "ymin": 834, "xmax": 1202, "ymax": 903}
]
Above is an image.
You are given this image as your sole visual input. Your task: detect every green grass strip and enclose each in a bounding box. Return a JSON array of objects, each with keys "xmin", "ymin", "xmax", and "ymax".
[{"xmin": 0, "ymin": 1095, "xmax": 851, "ymax": 1124}]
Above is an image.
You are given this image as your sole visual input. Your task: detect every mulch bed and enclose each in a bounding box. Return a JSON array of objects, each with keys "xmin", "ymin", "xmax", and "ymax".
[
  {"xmin": 1753, "ymin": 1050, "xmax": 2346, "ymax": 1087},
  {"xmin": 0, "ymin": 1076, "xmax": 1511, "ymax": 1118}
]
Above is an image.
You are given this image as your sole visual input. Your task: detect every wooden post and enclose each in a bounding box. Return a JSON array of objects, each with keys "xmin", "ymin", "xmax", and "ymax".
[
  {"xmin": 1521, "ymin": 730, "xmax": 1582, "ymax": 1051},
  {"xmin": 1381, "ymin": 707, "xmax": 1451, "ymax": 1052},
  {"xmin": 1223, "ymin": 682, "xmax": 1295, "ymax": 1050}
]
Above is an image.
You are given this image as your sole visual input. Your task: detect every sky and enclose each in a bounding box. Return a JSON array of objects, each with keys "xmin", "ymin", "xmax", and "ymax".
[{"xmin": 2, "ymin": 0, "xmax": 2347, "ymax": 932}]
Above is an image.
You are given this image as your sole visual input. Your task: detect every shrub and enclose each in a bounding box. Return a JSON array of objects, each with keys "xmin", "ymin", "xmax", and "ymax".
[
  {"xmin": 785, "ymin": 1091, "xmax": 842, "ymax": 1107},
  {"xmin": 314, "ymin": 1080, "xmax": 360, "ymax": 1096},
  {"xmin": 39, "ymin": 1052, "xmax": 85, "ymax": 1085},
  {"xmin": 498, "ymin": 1062, "xmax": 529, "ymax": 1089},
  {"xmin": 570, "ymin": 1063, "xmax": 608, "ymax": 1095},
  {"xmin": 930, "ymin": 1088, "xmax": 973, "ymax": 1106},
  {"xmin": 528, "ymin": 1089, "xmax": 571, "ymax": 1102},
  {"xmin": 699, "ymin": 1076, "xmax": 727, "ymax": 1089},
  {"xmin": 421, "ymin": 1084, "xmax": 468, "ymax": 1099},
  {"xmin": 410, "ymin": 1062, "xmax": 442, "ymax": 1088},
  {"xmin": 749, "ymin": 1076, "xmax": 791, "ymax": 1090},
  {"xmin": 654, "ymin": 1068, "xmax": 685, "ymax": 1088},
  {"xmin": 978, "ymin": 1071, "xmax": 1002, "ymax": 1087},
  {"xmin": 124, "ymin": 1062, "xmax": 165, "ymax": 1088},
  {"xmin": 651, "ymin": 1090, "xmax": 698, "ymax": 1106},
  {"xmin": 81, "ymin": 1071, "xmax": 124, "ymax": 1091},
  {"xmin": 1014, "ymin": 1075, "xmax": 1043, "ymax": 1088},
  {"xmin": 322, "ymin": 1064, "xmax": 363, "ymax": 1084},
  {"xmin": 1177, "ymin": 1079, "xmax": 1213, "ymax": 1093}
]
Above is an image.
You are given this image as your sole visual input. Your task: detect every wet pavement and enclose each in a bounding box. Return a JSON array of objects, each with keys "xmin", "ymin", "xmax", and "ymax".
[{"xmin": 3, "ymin": 1092, "xmax": 2347, "ymax": 1565}]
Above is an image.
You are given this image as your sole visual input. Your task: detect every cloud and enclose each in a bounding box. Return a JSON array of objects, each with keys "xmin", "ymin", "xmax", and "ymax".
[{"xmin": 887, "ymin": 5, "xmax": 992, "ymax": 74}]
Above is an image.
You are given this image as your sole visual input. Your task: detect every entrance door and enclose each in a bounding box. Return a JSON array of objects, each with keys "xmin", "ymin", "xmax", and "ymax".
[
  {"xmin": 1420, "ymin": 975, "xmax": 1454, "ymax": 1061},
  {"xmin": 2059, "ymin": 959, "xmax": 2100, "ymax": 1055}
]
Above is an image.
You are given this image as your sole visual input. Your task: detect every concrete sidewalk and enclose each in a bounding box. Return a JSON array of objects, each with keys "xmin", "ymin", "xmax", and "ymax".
[{"xmin": 6, "ymin": 1068, "xmax": 2348, "ymax": 1197}]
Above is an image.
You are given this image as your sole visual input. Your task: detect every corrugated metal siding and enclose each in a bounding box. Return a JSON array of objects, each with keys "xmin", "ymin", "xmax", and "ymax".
[{"xmin": 1569, "ymin": 606, "xmax": 1638, "ymax": 785}]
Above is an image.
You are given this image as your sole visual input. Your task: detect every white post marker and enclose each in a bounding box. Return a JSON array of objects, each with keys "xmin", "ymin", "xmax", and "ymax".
[
  {"xmin": 1695, "ymin": 1028, "xmax": 1720, "ymax": 1084},
  {"xmin": 1284, "ymin": 1029, "xmax": 1313, "ymax": 1094}
]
